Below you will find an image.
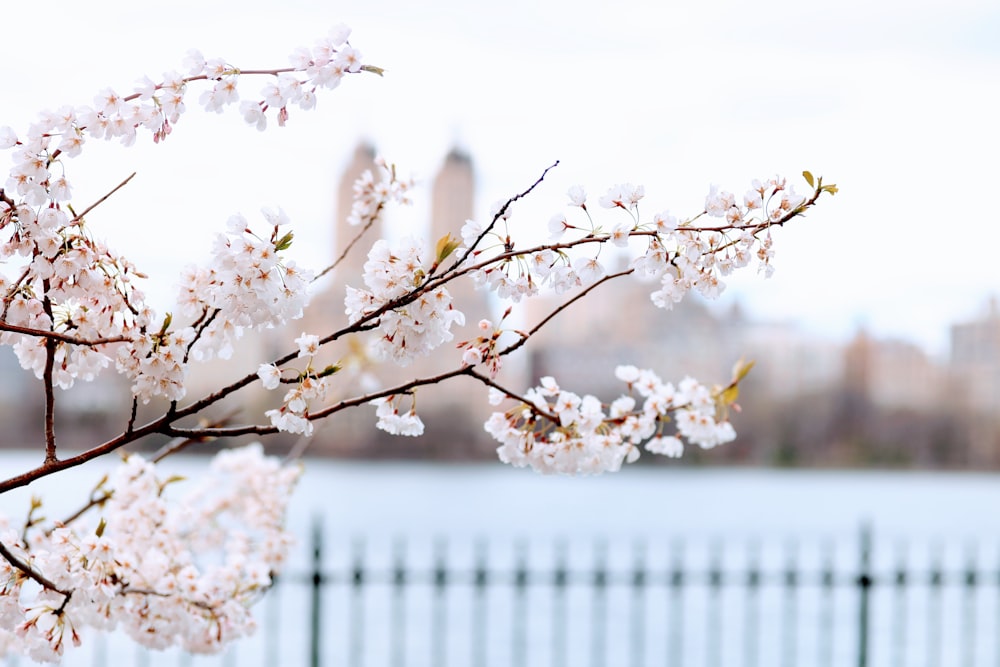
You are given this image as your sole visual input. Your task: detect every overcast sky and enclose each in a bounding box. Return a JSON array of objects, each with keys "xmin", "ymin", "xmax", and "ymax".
[{"xmin": 2, "ymin": 0, "xmax": 998, "ymax": 356}]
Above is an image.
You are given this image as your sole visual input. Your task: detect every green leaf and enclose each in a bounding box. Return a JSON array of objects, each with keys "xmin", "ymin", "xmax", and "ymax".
[
  {"xmin": 721, "ymin": 384, "xmax": 740, "ymax": 406},
  {"xmin": 823, "ymin": 183, "xmax": 839, "ymax": 195},
  {"xmin": 802, "ymin": 171, "xmax": 815, "ymax": 188}
]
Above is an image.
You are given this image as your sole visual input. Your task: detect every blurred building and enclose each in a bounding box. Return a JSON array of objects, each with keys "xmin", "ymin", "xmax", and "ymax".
[
  {"xmin": 950, "ymin": 297, "xmax": 1000, "ymax": 414},
  {"xmin": 948, "ymin": 297, "xmax": 1000, "ymax": 466},
  {"xmin": 844, "ymin": 329, "xmax": 945, "ymax": 411}
]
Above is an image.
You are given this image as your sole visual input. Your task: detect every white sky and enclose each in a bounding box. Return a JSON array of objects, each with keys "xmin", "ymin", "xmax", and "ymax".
[{"xmin": 1, "ymin": 0, "xmax": 998, "ymax": 356}]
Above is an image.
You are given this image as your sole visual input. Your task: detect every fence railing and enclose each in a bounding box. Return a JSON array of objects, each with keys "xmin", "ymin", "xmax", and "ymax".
[
  {"xmin": 280, "ymin": 521, "xmax": 1000, "ymax": 667},
  {"xmin": 19, "ymin": 522, "xmax": 1000, "ymax": 667}
]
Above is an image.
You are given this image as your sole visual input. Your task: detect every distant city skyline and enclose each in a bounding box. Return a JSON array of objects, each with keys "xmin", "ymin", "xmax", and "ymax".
[{"xmin": 0, "ymin": 0, "xmax": 997, "ymax": 358}]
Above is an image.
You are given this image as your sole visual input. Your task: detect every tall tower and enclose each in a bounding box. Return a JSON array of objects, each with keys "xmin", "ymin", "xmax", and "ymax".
[
  {"xmin": 431, "ymin": 148, "xmax": 475, "ymax": 237},
  {"xmin": 333, "ymin": 142, "xmax": 378, "ymax": 283},
  {"xmin": 430, "ymin": 148, "xmax": 491, "ymax": 322}
]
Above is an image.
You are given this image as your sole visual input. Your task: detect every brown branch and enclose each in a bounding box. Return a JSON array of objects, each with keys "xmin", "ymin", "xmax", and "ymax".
[
  {"xmin": 0, "ymin": 262, "xmax": 678, "ymax": 491},
  {"xmin": 40, "ymin": 281, "xmax": 58, "ymax": 463},
  {"xmin": 500, "ymin": 269, "xmax": 632, "ymax": 360},
  {"xmin": 0, "ymin": 540, "xmax": 71, "ymax": 599},
  {"xmin": 0, "ymin": 321, "xmax": 129, "ymax": 346},
  {"xmin": 314, "ymin": 209, "xmax": 381, "ymax": 281},
  {"xmin": 465, "ymin": 369, "xmax": 560, "ymax": 422},
  {"xmin": 0, "ymin": 413, "xmax": 171, "ymax": 493},
  {"xmin": 68, "ymin": 173, "xmax": 136, "ymax": 225},
  {"xmin": 56, "ymin": 489, "xmax": 111, "ymax": 530},
  {"xmin": 151, "ymin": 410, "xmax": 238, "ymax": 462},
  {"xmin": 164, "ymin": 271, "xmax": 630, "ymax": 439},
  {"xmin": 444, "ymin": 161, "xmax": 559, "ymax": 279},
  {"xmin": 1, "ymin": 267, "xmax": 32, "ymax": 320},
  {"xmin": 42, "ymin": 340, "xmax": 57, "ymax": 463}
]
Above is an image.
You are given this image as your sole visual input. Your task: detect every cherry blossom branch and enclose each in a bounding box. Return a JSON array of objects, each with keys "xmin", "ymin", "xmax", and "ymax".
[
  {"xmin": 137, "ymin": 175, "xmax": 822, "ymax": 443},
  {"xmin": 0, "ymin": 321, "xmax": 129, "ymax": 346},
  {"xmin": 465, "ymin": 369, "xmax": 560, "ymax": 419},
  {"xmin": 0, "ymin": 540, "xmax": 71, "ymax": 600},
  {"xmin": 152, "ymin": 274, "xmax": 633, "ymax": 440},
  {"xmin": 151, "ymin": 411, "xmax": 238, "ymax": 462},
  {"xmin": 0, "ymin": 267, "xmax": 31, "ymax": 320},
  {"xmin": 0, "ymin": 415, "xmax": 170, "ymax": 493},
  {"xmin": 442, "ymin": 160, "xmax": 559, "ymax": 279},
  {"xmin": 54, "ymin": 484, "xmax": 111, "ymax": 531},
  {"xmin": 0, "ymin": 172, "xmax": 831, "ymax": 491}
]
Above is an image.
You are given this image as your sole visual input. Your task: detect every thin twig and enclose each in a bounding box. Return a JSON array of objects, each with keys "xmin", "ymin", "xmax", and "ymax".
[
  {"xmin": 444, "ymin": 161, "xmax": 559, "ymax": 278},
  {"xmin": 150, "ymin": 410, "xmax": 238, "ymax": 462},
  {"xmin": 314, "ymin": 212, "xmax": 380, "ymax": 281},
  {"xmin": 56, "ymin": 490, "xmax": 112, "ymax": 530},
  {"xmin": 69, "ymin": 173, "xmax": 137, "ymax": 224},
  {"xmin": 500, "ymin": 269, "xmax": 632, "ymax": 359}
]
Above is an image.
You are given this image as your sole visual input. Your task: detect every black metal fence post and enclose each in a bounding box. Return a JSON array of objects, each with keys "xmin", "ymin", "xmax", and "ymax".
[
  {"xmin": 308, "ymin": 515, "xmax": 324, "ymax": 667},
  {"xmin": 857, "ymin": 523, "xmax": 873, "ymax": 667}
]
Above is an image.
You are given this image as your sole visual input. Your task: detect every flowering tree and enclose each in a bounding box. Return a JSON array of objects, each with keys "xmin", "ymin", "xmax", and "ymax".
[{"xmin": 0, "ymin": 26, "xmax": 835, "ymax": 662}]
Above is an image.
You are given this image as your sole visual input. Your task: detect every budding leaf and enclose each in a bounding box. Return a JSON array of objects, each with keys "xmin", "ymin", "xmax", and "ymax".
[
  {"xmin": 159, "ymin": 313, "xmax": 172, "ymax": 337},
  {"xmin": 731, "ymin": 358, "xmax": 755, "ymax": 384},
  {"xmin": 361, "ymin": 64, "xmax": 385, "ymax": 77},
  {"xmin": 721, "ymin": 384, "xmax": 740, "ymax": 406},
  {"xmin": 162, "ymin": 474, "xmax": 186, "ymax": 489},
  {"xmin": 275, "ymin": 231, "xmax": 294, "ymax": 252},
  {"xmin": 435, "ymin": 233, "xmax": 461, "ymax": 264},
  {"xmin": 319, "ymin": 364, "xmax": 341, "ymax": 378},
  {"xmin": 95, "ymin": 518, "xmax": 106, "ymax": 538},
  {"xmin": 802, "ymin": 171, "xmax": 815, "ymax": 188}
]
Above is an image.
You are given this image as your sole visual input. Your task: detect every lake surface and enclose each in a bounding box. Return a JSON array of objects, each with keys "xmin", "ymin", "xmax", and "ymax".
[{"xmin": 2, "ymin": 454, "xmax": 1000, "ymax": 666}]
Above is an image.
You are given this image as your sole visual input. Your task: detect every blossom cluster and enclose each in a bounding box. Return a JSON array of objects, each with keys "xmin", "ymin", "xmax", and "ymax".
[
  {"xmin": 346, "ymin": 156, "xmax": 414, "ymax": 227},
  {"xmin": 344, "ymin": 237, "xmax": 465, "ymax": 366},
  {"xmin": 238, "ymin": 24, "xmax": 364, "ymax": 130},
  {"xmin": 182, "ymin": 211, "xmax": 313, "ymax": 355},
  {"xmin": 0, "ymin": 27, "xmax": 368, "ymax": 405},
  {"xmin": 372, "ymin": 395, "xmax": 425, "ymax": 436},
  {"xmin": 0, "ymin": 444, "xmax": 299, "ymax": 662},
  {"xmin": 0, "ymin": 30, "xmax": 372, "ymax": 658},
  {"xmin": 461, "ymin": 177, "xmax": 806, "ymax": 314},
  {"xmin": 456, "ymin": 316, "xmax": 504, "ymax": 377},
  {"xmin": 257, "ymin": 333, "xmax": 334, "ymax": 436},
  {"xmin": 484, "ymin": 366, "xmax": 738, "ymax": 475}
]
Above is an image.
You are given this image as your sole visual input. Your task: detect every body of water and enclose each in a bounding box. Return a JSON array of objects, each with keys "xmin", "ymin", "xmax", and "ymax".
[{"xmin": 2, "ymin": 453, "xmax": 1000, "ymax": 666}]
